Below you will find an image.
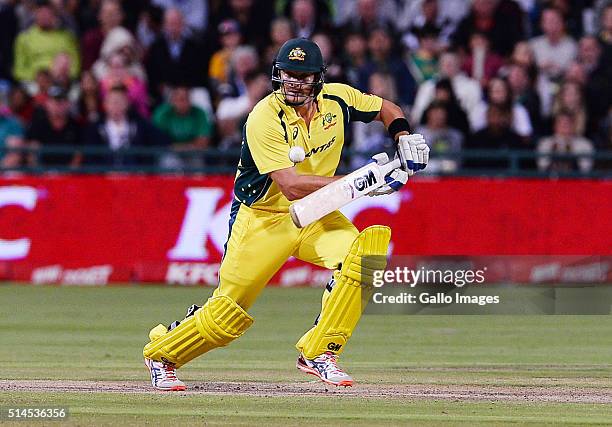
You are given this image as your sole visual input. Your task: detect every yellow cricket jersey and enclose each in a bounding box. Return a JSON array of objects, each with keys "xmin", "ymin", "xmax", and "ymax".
[{"xmin": 233, "ymin": 83, "xmax": 383, "ymax": 212}]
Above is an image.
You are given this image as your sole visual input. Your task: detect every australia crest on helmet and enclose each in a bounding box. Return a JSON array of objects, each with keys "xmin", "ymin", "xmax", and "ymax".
[{"xmin": 288, "ymin": 47, "xmax": 306, "ymax": 61}]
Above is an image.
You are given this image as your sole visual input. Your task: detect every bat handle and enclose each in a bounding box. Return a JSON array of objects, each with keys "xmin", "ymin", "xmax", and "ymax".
[{"xmin": 379, "ymin": 158, "xmax": 402, "ymax": 176}]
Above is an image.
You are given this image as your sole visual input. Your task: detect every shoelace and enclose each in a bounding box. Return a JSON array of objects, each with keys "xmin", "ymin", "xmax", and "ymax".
[
  {"xmin": 317, "ymin": 352, "xmax": 343, "ymax": 376},
  {"xmin": 163, "ymin": 364, "xmax": 178, "ymax": 381}
]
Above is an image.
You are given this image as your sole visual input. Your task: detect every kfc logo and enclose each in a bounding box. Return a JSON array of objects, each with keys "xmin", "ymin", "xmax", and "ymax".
[
  {"xmin": 0, "ymin": 186, "xmax": 38, "ymax": 259},
  {"xmin": 167, "ymin": 187, "xmax": 403, "ymax": 261}
]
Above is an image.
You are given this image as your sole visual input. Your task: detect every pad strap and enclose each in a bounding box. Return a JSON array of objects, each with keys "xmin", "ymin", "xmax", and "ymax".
[{"xmin": 144, "ymin": 296, "xmax": 253, "ymax": 368}]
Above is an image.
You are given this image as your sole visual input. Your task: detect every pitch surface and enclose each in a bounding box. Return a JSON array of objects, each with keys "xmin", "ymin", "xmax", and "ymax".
[{"xmin": 2, "ymin": 285, "xmax": 611, "ymax": 425}]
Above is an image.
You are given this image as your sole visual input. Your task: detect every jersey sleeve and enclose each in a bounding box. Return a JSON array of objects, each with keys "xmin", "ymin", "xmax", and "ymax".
[
  {"xmin": 245, "ymin": 107, "xmax": 293, "ymax": 175},
  {"xmin": 328, "ymin": 83, "xmax": 383, "ymax": 123}
]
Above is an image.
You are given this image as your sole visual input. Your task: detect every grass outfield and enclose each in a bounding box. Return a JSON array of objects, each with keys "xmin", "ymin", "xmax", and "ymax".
[{"xmin": 1, "ymin": 284, "xmax": 611, "ymax": 426}]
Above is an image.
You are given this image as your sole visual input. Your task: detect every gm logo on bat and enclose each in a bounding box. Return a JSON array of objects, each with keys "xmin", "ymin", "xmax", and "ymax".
[{"xmin": 353, "ymin": 170, "xmax": 377, "ymax": 192}]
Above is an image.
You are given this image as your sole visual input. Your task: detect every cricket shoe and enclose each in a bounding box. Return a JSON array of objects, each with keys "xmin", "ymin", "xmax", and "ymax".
[
  {"xmin": 296, "ymin": 352, "xmax": 353, "ymax": 387},
  {"xmin": 144, "ymin": 358, "xmax": 186, "ymax": 391}
]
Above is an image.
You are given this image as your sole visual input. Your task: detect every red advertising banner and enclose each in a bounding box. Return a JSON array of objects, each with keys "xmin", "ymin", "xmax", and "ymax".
[{"xmin": 0, "ymin": 175, "xmax": 610, "ymax": 285}]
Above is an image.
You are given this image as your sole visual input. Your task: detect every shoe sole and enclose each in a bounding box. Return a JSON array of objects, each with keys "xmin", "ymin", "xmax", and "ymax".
[
  {"xmin": 144, "ymin": 359, "xmax": 187, "ymax": 391},
  {"xmin": 156, "ymin": 385, "xmax": 186, "ymax": 391},
  {"xmin": 296, "ymin": 360, "xmax": 353, "ymax": 387}
]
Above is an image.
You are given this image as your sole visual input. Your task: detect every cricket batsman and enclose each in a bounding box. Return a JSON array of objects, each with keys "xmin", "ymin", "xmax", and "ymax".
[{"xmin": 143, "ymin": 38, "xmax": 429, "ymax": 390}]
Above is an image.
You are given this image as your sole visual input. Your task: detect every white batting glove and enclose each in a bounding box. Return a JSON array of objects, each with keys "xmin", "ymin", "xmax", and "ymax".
[
  {"xmin": 367, "ymin": 152, "xmax": 409, "ymax": 197},
  {"xmin": 368, "ymin": 168, "xmax": 409, "ymax": 197},
  {"xmin": 397, "ymin": 134, "xmax": 430, "ymax": 176}
]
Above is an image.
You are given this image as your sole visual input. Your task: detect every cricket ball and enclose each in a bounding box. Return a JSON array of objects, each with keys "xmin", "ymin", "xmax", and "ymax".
[{"xmin": 288, "ymin": 146, "xmax": 306, "ymax": 163}]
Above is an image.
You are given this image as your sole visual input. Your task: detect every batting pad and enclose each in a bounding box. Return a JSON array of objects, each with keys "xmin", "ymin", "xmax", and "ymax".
[
  {"xmin": 143, "ymin": 295, "xmax": 253, "ymax": 368},
  {"xmin": 297, "ymin": 225, "xmax": 390, "ymax": 359}
]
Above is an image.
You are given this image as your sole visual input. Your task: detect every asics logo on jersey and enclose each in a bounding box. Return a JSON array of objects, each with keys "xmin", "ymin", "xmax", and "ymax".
[{"xmin": 305, "ymin": 136, "xmax": 336, "ymax": 158}]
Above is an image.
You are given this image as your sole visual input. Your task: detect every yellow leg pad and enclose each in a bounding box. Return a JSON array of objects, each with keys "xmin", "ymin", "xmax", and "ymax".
[
  {"xmin": 143, "ymin": 296, "xmax": 253, "ymax": 368},
  {"xmin": 297, "ymin": 225, "xmax": 391, "ymax": 359}
]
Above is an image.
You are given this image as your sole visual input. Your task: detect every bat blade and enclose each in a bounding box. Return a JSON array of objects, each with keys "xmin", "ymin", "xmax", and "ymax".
[{"xmin": 289, "ymin": 158, "xmax": 400, "ymax": 228}]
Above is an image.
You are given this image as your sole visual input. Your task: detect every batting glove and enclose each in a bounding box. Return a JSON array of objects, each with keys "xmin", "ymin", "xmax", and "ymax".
[
  {"xmin": 397, "ymin": 134, "xmax": 430, "ymax": 176},
  {"xmin": 367, "ymin": 153, "xmax": 409, "ymax": 197}
]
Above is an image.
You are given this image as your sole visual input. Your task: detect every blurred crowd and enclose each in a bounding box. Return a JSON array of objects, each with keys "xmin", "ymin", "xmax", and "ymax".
[{"xmin": 0, "ymin": 0, "xmax": 610, "ymax": 174}]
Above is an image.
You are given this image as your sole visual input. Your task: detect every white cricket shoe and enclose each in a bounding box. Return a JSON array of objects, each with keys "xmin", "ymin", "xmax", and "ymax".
[
  {"xmin": 296, "ymin": 352, "xmax": 353, "ymax": 387},
  {"xmin": 144, "ymin": 358, "xmax": 186, "ymax": 391}
]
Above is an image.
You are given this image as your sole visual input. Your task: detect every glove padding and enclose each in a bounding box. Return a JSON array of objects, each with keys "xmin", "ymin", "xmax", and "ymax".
[
  {"xmin": 367, "ymin": 153, "xmax": 409, "ymax": 197},
  {"xmin": 397, "ymin": 134, "xmax": 429, "ymax": 176}
]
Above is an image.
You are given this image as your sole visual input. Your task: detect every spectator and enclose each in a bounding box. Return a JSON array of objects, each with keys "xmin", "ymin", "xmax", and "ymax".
[
  {"xmin": 340, "ymin": 0, "xmax": 398, "ymax": 35},
  {"xmin": 545, "ymin": 0, "xmax": 587, "ymax": 39},
  {"xmin": 509, "ymin": 40, "xmax": 538, "ymax": 81},
  {"xmin": 506, "ymin": 62, "xmax": 543, "ymax": 136},
  {"xmin": 151, "ymin": 0, "xmax": 208, "ymax": 37},
  {"xmin": 12, "ymin": 0, "xmax": 80, "ymax": 83},
  {"xmin": 412, "ymin": 51, "xmax": 482, "ymax": 125},
  {"xmin": 32, "ymin": 68, "xmax": 53, "ymax": 108},
  {"xmin": 0, "ymin": 101, "xmax": 25, "ymax": 169},
  {"xmin": 264, "ymin": 17, "xmax": 294, "ymax": 65},
  {"xmin": 26, "ymin": 85, "xmax": 82, "ymax": 168},
  {"xmin": 537, "ymin": 111, "xmax": 595, "ymax": 173},
  {"xmin": 222, "ymin": 45, "xmax": 259, "ymax": 100},
  {"xmin": 529, "ymin": 7, "xmax": 577, "ymax": 81},
  {"xmin": 49, "ymin": 53, "xmax": 79, "ymax": 101},
  {"xmin": 213, "ymin": 0, "xmax": 273, "ymax": 51},
  {"xmin": 51, "ymin": 0, "xmax": 80, "ymax": 35},
  {"xmin": 510, "ymin": 40, "xmax": 556, "ymax": 118},
  {"xmin": 153, "ymin": 86, "xmax": 214, "ymax": 169},
  {"xmin": 423, "ymin": 78, "xmax": 471, "ymax": 137},
  {"xmin": 8, "ymin": 85, "xmax": 35, "ymax": 125},
  {"xmin": 461, "ymin": 32, "xmax": 504, "ymax": 88},
  {"xmin": 563, "ymin": 61, "xmax": 587, "ymax": 86},
  {"xmin": 0, "ymin": 0, "xmax": 18, "ymax": 82},
  {"xmin": 577, "ymin": 35, "xmax": 604, "ymax": 75},
  {"xmin": 85, "ymin": 85, "xmax": 169, "ymax": 167},
  {"xmin": 135, "ymin": 4, "xmax": 164, "ymax": 50},
  {"xmin": 99, "ymin": 52, "xmax": 149, "ymax": 118},
  {"xmin": 466, "ymin": 104, "xmax": 524, "ymax": 169},
  {"xmin": 552, "ymin": 81, "xmax": 588, "ymax": 136},
  {"xmin": 289, "ymin": 0, "xmax": 328, "ymax": 39},
  {"xmin": 400, "ymin": 0, "xmax": 457, "ymax": 51},
  {"xmin": 470, "ymin": 77, "xmax": 533, "ymax": 140},
  {"xmin": 406, "ymin": 24, "xmax": 440, "ymax": 84},
  {"xmin": 146, "ymin": 8, "xmax": 207, "ymax": 105},
  {"xmin": 577, "ymin": 35, "xmax": 612, "ymax": 136},
  {"xmin": 415, "ymin": 101, "xmax": 463, "ymax": 173},
  {"xmin": 451, "ymin": 0, "xmax": 525, "ymax": 56},
  {"xmin": 359, "ymin": 26, "xmax": 417, "ymax": 108},
  {"xmin": 598, "ymin": 4, "xmax": 612, "ymax": 55},
  {"xmin": 93, "ymin": 27, "xmax": 146, "ymax": 82},
  {"xmin": 398, "ymin": 0, "xmax": 469, "ymax": 39},
  {"xmin": 351, "ymin": 72, "xmax": 397, "ymax": 167},
  {"xmin": 81, "ymin": 0, "xmax": 125, "ymax": 71},
  {"xmin": 216, "ymin": 72, "xmax": 269, "ymax": 150},
  {"xmin": 312, "ymin": 33, "xmax": 346, "ymax": 83},
  {"xmin": 208, "ymin": 19, "xmax": 242, "ymax": 99},
  {"xmin": 75, "ymin": 70, "xmax": 102, "ymax": 125},
  {"xmin": 341, "ymin": 32, "xmax": 368, "ymax": 88}
]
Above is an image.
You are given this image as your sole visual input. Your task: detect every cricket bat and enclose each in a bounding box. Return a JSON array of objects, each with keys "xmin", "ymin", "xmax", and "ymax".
[{"xmin": 289, "ymin": 157, "xmax": 401, "ymax": 228}]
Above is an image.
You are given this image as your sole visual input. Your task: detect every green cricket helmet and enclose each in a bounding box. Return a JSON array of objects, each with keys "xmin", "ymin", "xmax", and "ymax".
[{"xmin": 271, "ymin": 38, "xmax": 327, "ymax": 106}]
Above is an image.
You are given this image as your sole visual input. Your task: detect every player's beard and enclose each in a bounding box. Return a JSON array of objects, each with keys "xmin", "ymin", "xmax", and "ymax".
[{"xmin": 281, "ymin": 83, "xmax": 315, "ymax": 107}]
